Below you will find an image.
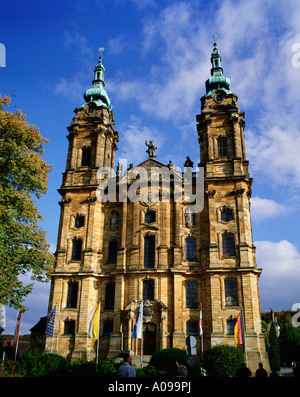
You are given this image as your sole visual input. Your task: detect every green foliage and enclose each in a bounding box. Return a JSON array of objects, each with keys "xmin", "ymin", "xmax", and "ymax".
[
  {"xmin": 268, "ymin": 323, "xmax": 281, "ymax": 372},
  {"xmin": 96, "ymin": 359, "xmax": 118, "ymax": 377},
  {"xmin": 136, "ymin": 364, "xmax": 166, "ymax": 377},
  {"xmin": 18, "ymin": 348, "xmax": 69, "ymax": 377},
  {"xmin": 0, "ymin": 95, "xmax": 54, "ymax": 310},
  {"xmin": 149, "ymin": 348, "xmax": 187, "ymax": 377},
  {"xmin": 202, "ymin": 344, "xmax": 245, "ymax": 377}
]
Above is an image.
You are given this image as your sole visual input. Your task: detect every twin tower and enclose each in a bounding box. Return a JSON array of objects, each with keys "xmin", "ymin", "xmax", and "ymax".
[{"xmin": 46, "ymin": 42, "xmax": 269, "ymax": 372}]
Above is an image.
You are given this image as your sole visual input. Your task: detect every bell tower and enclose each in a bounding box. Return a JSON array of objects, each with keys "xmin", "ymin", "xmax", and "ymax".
[{"xmin": 196, "ymin": 39, "xmax": 269, "ymax": 371}]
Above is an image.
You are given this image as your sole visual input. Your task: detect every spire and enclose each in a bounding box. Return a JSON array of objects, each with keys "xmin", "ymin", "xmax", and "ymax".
[
  {"xmin": 83, "ymin": 48, "xmax": 112, "ymax": 108},
  {"xmin": 205, "ymin": 36, "xmax": 232, "ymax": 96}
]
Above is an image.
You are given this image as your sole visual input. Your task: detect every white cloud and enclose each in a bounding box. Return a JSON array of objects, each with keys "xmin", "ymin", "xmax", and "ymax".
[
  {"xmin": 256, "ymin": 240, "xmax": 300, "ymax": 311},
  {"xmin": 250, "ymin": 196, "xmax": 290, "ymax": 222}
]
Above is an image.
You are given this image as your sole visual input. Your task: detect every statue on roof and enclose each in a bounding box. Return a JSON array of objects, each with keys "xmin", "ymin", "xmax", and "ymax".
[{"xmin": 145, "ymin": 140, "xmax": 157, "ymax": 158}]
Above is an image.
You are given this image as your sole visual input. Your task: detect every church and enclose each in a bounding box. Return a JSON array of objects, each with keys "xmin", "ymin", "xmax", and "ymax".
[{"xmin": 45, "ymin": 40, "xmax": 269, "ymax": 372}]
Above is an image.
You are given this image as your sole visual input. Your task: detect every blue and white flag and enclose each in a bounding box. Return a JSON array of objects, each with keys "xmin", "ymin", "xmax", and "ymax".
[
  {"xmin": 131, "ymin": 302, "xmax": 143, "ymax": 339},
  {"xmin": 46, "ymin": 306, "xmax": 57, "ymax": 337}
]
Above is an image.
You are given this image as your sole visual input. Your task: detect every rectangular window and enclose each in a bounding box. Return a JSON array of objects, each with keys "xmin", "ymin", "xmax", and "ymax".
[
  {"xmin": 186, "ymin": 321, "xmax": 198, "ymax": 336},
  {"xmin": 81, "ymin": 147, "xmax": 91, "ymax": 166},
  {"xmin": 143, "ymin": 279, "xmax": 154, "ymax": 300},
  {"xmin": 144, "ymin": 236, "xmax": 155, "ymax": 268},
  {"xmin": 66, "ymin": 282, "xmax": 78, "ymax": 308},
  {"xmin": 225, "ymin": 278, "xmax": 238, "ymax": 306},
  {"xmin": 222, "ymin": 234, "xmax": 235, "ymax": 257},
  {"xmin": 186, "ymin": 281, "xmax": 198, "ymax": 308},
  {"xmin": 227, "ymin": 319, "xmax": 237, "ymax": 335},
  {"xmin": 218, "ymin": 138, "xmax": 228, "ymax": 157},
  {"xmin": 108, "ymin": 240, "xmax": 118, "ymax": 262},
  {"xmin": 64, "ymin": 320, "xmax": 75, "ymax": 335},
  {"xmin": 105, "ymin": 283, "xmax": 115, "ymax": 309},
  {"xmin": 185, "ymin": 238, "xmax": 196, "ymax": 260},
  {"xmin": 71, "ymin": 239, "xmax": 82, "ymax": 261},
  {"xmin": 74, "ymin": 215, "xmax": 85, "ymax": 228}
]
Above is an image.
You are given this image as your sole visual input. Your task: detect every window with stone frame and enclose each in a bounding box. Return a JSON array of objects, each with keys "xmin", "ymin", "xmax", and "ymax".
[
  {"xmin": 108, "ymin": 240, "xmax": 118, "ymax": 263},
  {"xmin": 186, "ymin": 281, "xmax": 198, "ymax": 308},
  {"xmin": 185, "ymin": 238, "xmax": 196, "ymax": 260},
  {"xmin": 145, "ymin": 210, "xmax": 156, "ymax": 224},
  {"xmin": 225, "ymin": 278, "xmax": 238, "ymax": 306},
  {"xmin": 81, "ymin": 147, "xmax": 91, "ymax": 166},
  {"xmin": 222, "ymin": 233, "xmax": 235, "ymax": 257},
  {"xmin": 66, "ymin": 282, "xmax": 78, "ymax": 308},
  {"xmin": 217, "ymin": 137, "xmax": 228, "ymax": 157},
  {"xmin": 105, "ymin": 283, "xmax": 115, "ymax": 309},
  {"xmin": 144, "ymin": 235, "xmax": 155, "ymax": 269},
  {"xmin": 71, "ymin": 238, "xmax": 82, "ymax": 261},
  {"xmin": 103, "ymin": 321, "xmax": 113, "ymax": 336},
  {"xmin": 221, "ymin": 207, "xmax": 233, "ymax": 222},
  {"xmin": 227, "ymin": 319, "xmax": 237, "ymax": 335},
  {"xmin": 143, "ymin": 279, "xmax": 154, "ymax": 300},
  {"xmin": 74, "ymin": 214, "xmax": 85, "ymax": 228},
  {"xmin": 186, "ymin": 321, "xmax": 198, "ymax": 336},
  {"xmin": 63, "ymin": 319, "xmax": 75, "ymax": 335}
]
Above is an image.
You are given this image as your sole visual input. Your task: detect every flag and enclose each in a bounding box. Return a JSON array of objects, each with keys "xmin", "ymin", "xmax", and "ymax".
[
  {"xmin": 14, "ymin": 311, "xmax": 22, "ymax": 343},
  {"xmin": 234, "ymin": 309, "xmax": 245, "ymax": 345},
  {"xmin": 46, "ymin": 306, "xmax": 56, "ymax": 337},
  {"xmin": 89, "ymin": 302, "xmax": 100, "ymax": 340},
  {"xmin": 199, "ymin": 304, "xmax": 203, "ymax": 336},
  {"xmin": 131, "ymin": 302, "xmax": 143, "ymax": 339}
]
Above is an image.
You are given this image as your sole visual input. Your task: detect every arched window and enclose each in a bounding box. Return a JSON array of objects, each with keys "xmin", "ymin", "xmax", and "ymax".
[
  {"xmin": 143, "ymin": 279, "xmax": 154, "ymax": 300},
  {"xmin": 225, "ymin": 278, "xmax": 238, "ymax": 306},
  {"xmin": 217, "ymin": 137, "xmax": 228, "ymax": 157},
  {"xmin": 144, "ymin": 235, "xmax": 155, "ymax": 268},
  {"xmin": 71, "ymin": 238, "xmax": 82, "ymax": 261},
  {"xmin": 108, "ymin": 240, "xmax": 118, "ymax": 263},
  {"xmin": 185, "ymin": 238, "xmax": 196, "ymax": 260},
  {"xmin": 222, "ymin": 233, "xmax": 235, "ymax": 257},
  {"xmin": 66, "ymin": 282, "xmax": 78, "ymax": 308},
  {"xmin": 74, "ymin": 215, "xmax": 85, "ymax": 228}
]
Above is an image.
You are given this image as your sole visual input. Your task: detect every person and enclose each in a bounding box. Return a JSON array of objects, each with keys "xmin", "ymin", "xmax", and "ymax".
[
  {"xmin": 177, "ymin": 365, "xmax": 188, "ymax": 377},
  {"xmin": 237, "ymin": 362, "xmax": 252, "ymax": 377},
  {"xmin": 117, "ymin": 352, "xmax": 136, "ymax": 377},
  {"xmin": 255, "ymin": 362, "xmax": 268, "ymax": 378}
]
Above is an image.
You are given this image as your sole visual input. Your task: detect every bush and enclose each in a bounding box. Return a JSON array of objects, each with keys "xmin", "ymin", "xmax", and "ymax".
[
  {"xmin": 202, "ymin": 344, "xmax": 245, "ymax": 377},
  {"xmin": 149, "ymin": 348, "xmax": 186, "ymax": 377},
  {"xmin": 19, "ymin": 348, "xmax": 69, "ymax": 377},
  {"xmin": 136, "ymin": 364, "xmax": 166, "ymax": 377}
]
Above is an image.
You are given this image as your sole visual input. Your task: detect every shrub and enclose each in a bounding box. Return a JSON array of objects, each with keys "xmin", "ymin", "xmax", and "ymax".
[
  {"xmin": 149, "ymin": 348, "xmax": 192, "ymax": 377},
  {"xmin": 136, "ymin": 364, "xmax": 166, "ymax": 377},
  {"xmin": 202, "ymin": 344, "xmax": 244, "ymax": 377},
  {"xmin": 19, "ymin": 348, "xmax": 69, "ymax": 377},
  {"xmin": 96, "ymin": 360, "xmax": 118, "ymax": 377}
]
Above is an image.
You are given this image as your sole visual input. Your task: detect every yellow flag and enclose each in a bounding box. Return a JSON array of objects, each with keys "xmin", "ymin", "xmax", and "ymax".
[{"xmin": 89, "ymin": 303, "xmax": 100, "ymax": 339}]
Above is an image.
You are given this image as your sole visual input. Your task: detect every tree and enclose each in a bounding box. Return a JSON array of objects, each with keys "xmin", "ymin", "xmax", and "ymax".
[
  {"xmin": 202, "ymin": 344, "xmax": 245, "ymax": 377},
  {"xmin": 0, "ymin": 95, "xmax": 54, "ymax": 311}
]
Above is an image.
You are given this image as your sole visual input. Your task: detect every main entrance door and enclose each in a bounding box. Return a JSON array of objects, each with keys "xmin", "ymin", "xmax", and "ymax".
[{"xmin": 143, "ymin": 323, "xmax": 156, "ymax": 354}]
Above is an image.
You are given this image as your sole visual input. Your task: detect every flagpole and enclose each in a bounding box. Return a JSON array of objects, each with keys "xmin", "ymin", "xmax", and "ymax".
[
  {"xmin": 14, "ymin": 311, "xmax": 22, "ymax": 361},
  {"xmin": 140, "ymin": 300, "xmax": 143, "ymax": 368},
  {"xmin": 200, "ymin": 302, "xmax": 203, "ymax": 363},
  {"xmin": 96, "ymin": 301, "xmax": 101, "ymax": 364},
  {"xmin": 242, "ymin": 308, "xmax": 248, "ymax": 366},
  {"xmin": 51, "ymin": 303, "xmax": 58, "ymax": 353}
]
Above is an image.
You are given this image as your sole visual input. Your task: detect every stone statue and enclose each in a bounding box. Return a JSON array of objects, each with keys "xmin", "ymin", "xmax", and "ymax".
[
  {"xmin": 145, "ymin": 140, "xmax": 157, "ymax": 158},
  {"xmin": 110, "ymin": 211, "xmax": 119, "ymax": 230}
]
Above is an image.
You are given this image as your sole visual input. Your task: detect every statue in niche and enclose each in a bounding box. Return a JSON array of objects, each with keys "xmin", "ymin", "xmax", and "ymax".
[
  {"xmin": 116, "ymin": 161, "xmax": 123, "ymax": 177},
  {"xmin": 185, "ymin": 207, "xmax": 195, "ymax": 228},
  {"xmin": 145, "ymin": 140, "xmax": 157, "ymax": 158},
  {"xmin": 110, "ymin": 210, "xmax": 119, "ymax": 230}
]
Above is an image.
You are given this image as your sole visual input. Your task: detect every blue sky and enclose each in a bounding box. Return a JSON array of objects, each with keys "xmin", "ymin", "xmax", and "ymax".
[{"xmin": 1, "ymin": 0, "xmax": 300, "ymax": 334}]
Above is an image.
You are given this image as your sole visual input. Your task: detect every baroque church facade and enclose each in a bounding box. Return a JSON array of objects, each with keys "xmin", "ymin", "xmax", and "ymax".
[{"xmin": 45, "ymin": 42, "xmax": 269, "ymax": 372}]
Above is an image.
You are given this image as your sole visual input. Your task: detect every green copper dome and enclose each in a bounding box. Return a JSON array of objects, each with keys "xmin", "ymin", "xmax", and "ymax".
[
  {"xmin": 83, "ymin": 48, "xmax": 112, "ymax": 108},
  {"xmin": 205, "ymin": 39, "xmax": 232, "ymax": 97}
]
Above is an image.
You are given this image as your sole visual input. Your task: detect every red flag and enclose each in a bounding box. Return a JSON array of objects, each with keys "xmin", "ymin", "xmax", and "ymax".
[
  {"xmin": 199, "ymin": 303, "xmax": 203, "ymax": 335},
  {"xmin": 234, "ymin": 309, "xmax": 245, "ymax": 345},
  {"xmin": 14, "ymin": 311, "xmax": 22, "ymax": 343}
]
